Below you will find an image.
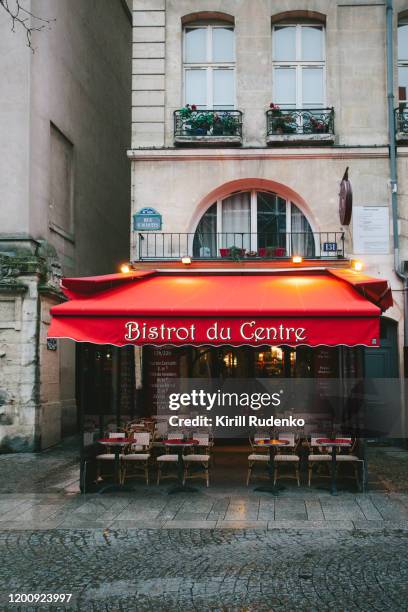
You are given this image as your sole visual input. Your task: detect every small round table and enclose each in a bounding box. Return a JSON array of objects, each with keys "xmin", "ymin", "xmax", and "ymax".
[
  {"xmin": 96, "ymin": 438, "xmax": 132, "ymax": 490},
  {"xmin": 163, "ymin": 439, "xmax": 198, "ymax": 494},
  {"xmin": 316, "ymin": 438, "xmax": 352, "ymax": 496},
  {"xmin": 253, "ymin": 439, "xmax": 289, "ymax": 495}
]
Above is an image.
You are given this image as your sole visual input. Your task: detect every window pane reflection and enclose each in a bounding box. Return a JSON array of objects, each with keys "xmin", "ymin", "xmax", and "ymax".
[
  {"xmin": 212, "ymin": 27, "xmax": 234, "ymax": 62},
  {"xmin": 301, "ymin": 26, "xmax": 323, "ymax": 61},
  {"xmin": 185, "ymin": 27, "xmax": 207, "ymax": 62},
  {"xmin": 274, "ymin": 26, "xmax": 296, "ymax": 60}
]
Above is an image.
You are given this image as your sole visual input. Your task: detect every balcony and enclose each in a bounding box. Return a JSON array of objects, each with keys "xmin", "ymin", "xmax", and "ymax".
[
  {"xmin": 137, "ymin": 232, "xmax": 345, "ymax": 261},
  {"xmin": 174, "ymin": 109, "xmax": 243, "ymax": 146},
  {"xmin": 395, "ymin": 106, "xmax": 408, "ymax": 142},
  {"xmin": 266, "ymin": 107, "xmax": 335, "ymax": 145}
]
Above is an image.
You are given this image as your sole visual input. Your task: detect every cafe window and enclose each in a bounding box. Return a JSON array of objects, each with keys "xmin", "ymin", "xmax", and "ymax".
[
  {"xmin": 398, "ymin": 21, "xmax": 408, "ymax": 103},
  {"xmin": 272, "ymin": 24, "xmax": 325, "ymax": 108},
  {"xmin": 193, "ymin": 190, "xmax": 315, "ymax": 257},
  {"xmin": 184, "ymin": 24, "xmax": 235, "ymax": 109}
]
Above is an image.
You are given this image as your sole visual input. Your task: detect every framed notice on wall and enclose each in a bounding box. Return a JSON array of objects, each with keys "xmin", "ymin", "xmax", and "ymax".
[{"xmin": 352, "ymin": 206, "xmax": 389, "ymax": 254}]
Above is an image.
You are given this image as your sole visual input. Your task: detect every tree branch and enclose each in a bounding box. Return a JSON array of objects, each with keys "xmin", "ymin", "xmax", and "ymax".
[{"xmin": 0, "ymin": 0, "xmax": 54, "ymax": 50}]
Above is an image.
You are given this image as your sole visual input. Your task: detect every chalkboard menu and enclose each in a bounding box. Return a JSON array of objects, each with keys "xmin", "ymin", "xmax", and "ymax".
[{"xmin": 143, "ymin": 347, "xmax": 180, "ymax": 414}]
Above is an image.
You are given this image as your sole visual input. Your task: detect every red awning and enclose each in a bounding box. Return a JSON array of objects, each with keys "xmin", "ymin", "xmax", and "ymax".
[{"xmin": 48, "ymin": 268, "xmax": 392, "ymax": 347}]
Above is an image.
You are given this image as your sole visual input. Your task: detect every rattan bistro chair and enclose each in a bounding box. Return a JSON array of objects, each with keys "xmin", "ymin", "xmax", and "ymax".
[
  {"xmin": 273, "ymin": 433, "xmax": 301, "ymax": 487},
  {"xmin": 120, "ymin": 432, "xmax": 152, "ymax": 485},
  {"xmin": 96, "ymin": 431, "xmax": 126, "ymax": 482},
  {"xmin": 307, "ymin": 434, "xmax": 332, "ymax": 487},
  {"xmin": 156, "ymin": 432, "xmax": 184, "ymax": 485},
  {"xmin": 246, "ymin": 434, "xmax": 270, "ymax": 486},
  {"xmin": 183, "ymin": 433, "xmax": 212, "ymax": 487},
  {"xmin": 335, "ymin": 438, "xmax": 365, "ymax": 491}
]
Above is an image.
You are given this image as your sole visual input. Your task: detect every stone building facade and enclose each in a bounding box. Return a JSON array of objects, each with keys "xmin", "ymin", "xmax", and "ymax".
[
  {"xmin": 0, "ymin": 0, "xmax": 132, "ymax": 451},
  {"xmin": 129, "ymin": 0, "xmax": 408, "ymax": 380}
]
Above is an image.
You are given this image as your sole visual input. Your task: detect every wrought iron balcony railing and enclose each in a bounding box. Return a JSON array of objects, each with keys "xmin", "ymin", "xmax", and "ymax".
[
  {"xmin": 395, "ymin": 106, "xmax": 408, "ymax": 136},
  {"xmin": 174, "ymin": 109, "xmax": 243, "ymax": 144},
  {"xmin": 266, "ymin": 107, "xmax": 335, "ymax": 139},
  {"xmin": 137, "ymin": 232, "xmax": 345, "ymax": 261}
]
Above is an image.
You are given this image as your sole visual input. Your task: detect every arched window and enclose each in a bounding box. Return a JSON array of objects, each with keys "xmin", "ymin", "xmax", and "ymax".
[
  {"xmin": 183, "ymin": 21, "xmax": 235, "ymax": 109},
  {"xmin": 193, "ymin": 191, "xmax": 315, "ymax": 258},
  {"xmin": 272, "ymin": 21, "xmax": 325, "ymax": 109}
]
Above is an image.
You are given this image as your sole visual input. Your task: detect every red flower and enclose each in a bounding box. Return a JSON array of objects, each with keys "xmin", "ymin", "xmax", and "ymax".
[
  {"xmin": 191, "ymin": 104, "xmax": 197, "ymax": 111},
  {"xmin": 270, "ymin": 102, "xmax": 280, "ymax": 109}
]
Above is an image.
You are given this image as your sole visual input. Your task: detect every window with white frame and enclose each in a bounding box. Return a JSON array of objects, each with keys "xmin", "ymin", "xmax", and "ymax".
[
  {"xmin": 398, "ymin": 22, "xmax": 408, "ymax": 103},
  {"xmin": 184, "ymin": 24, "xmax": 235, "ymax": 109},
  {"xmin": 193, "ymin": 191, "xmax": 315, "ymax": 257},
  {"xmin": 272, "ymin": 24, "xmax": 325, "ymax": 108}
]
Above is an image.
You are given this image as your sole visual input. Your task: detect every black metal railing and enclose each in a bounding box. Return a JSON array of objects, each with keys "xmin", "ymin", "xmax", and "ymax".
[
  {"xmin": 138, "ymin": 232, "xmax": 345, "ymax": 260},
  {"xmin": 266, "ymin": 107, "xmax": 335, "ymax": 136},
  {"xmin": 395, "ymin": 106, "xmax": 408, "ymax": 134},
  {"xmin": 174, "ymin": 109, "xmax": 243, "ymax": 139}
]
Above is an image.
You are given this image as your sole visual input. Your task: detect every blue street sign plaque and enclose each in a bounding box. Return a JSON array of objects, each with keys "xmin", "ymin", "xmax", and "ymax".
[
  {"xmin": 133, "ymin": 208, "xmax": 162, "ymax": 231},
  {"xmin": 323, "ymin": 242, "xmax": 338, "ymax": 252}
]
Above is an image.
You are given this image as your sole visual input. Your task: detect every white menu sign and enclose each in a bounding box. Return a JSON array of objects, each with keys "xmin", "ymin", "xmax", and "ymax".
[{"xmin": 353, "ymin": 206, "xmax": 389, "ymax": 254}]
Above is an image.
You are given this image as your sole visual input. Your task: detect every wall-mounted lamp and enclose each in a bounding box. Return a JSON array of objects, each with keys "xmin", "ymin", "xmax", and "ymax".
[
  {"xmin": 120, "ymin": 264, "xmax": 131, "ymax": 274},
  {"xmin": 181, "ymin": 257, "xmax": 192, "ymax": 265},
  {"xmin": 351, "ymin": 260, "xmax": 364, "ymax": 272},
  {"xmin": 292, "ymin": 255, "xmax": 303, "ymax": 264}
]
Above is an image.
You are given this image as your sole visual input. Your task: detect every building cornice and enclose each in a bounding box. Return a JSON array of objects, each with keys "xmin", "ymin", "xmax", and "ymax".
[{"xmin": 127, "ymin": 147, "xmax": 389, "ymax": 162}]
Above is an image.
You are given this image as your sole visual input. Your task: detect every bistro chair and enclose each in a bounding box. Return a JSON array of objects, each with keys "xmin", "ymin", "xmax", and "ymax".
[
  {"xmin": 155, "ymin": 432, "xmax": 184, "ymax": 485},
  {"xmin": 335, "ymin": 438, "xmax": 365, "ymax": 491},
  {"xmin": 307, "ymin": 433, "xmax": 332, "ymax": 487},
  {"xmin": 96, "ymin": 431, "xmax": 126, "ymax": 482},
  {"xmin": 183, "ymin": 433, "xmax": 212, "ymax": 487},
  {"xmin": 246, "ymin": 433, "xmax": 270, "ymax": 486},
  {"xmin": 120, "ymin": 432, "xmax": 152, "ymax": 485},
  {"xmin": 273, "ymin": 433, "xmax": 301, "ymax": 487}
]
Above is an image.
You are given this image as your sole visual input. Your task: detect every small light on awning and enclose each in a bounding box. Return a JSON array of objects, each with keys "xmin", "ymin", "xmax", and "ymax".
[
  {"xmin": 292, "ymin": 255, "xmax": 303, "ymax": 264},
  {"xmin": 120, "ymin": 264, "xmax": 131, "ymax": 274},
  {"xmin": 352, "ymin": 260, "xmax": 364, "ymax": 272},
  {"xmin": 181, "ymin": 257, "xmax": 192, "ymax": 265}
]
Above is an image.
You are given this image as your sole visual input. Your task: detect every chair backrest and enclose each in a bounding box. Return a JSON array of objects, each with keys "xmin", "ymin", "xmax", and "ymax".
[
  {"xmin": 109, "ymin": 432, "xmax": 125, "ymax": 439},
  {"xmin": 279, "ymin": 432, "xmax": 295, "ymax": 447},
  {"xmin": 254, "ymin": 432, "xmax": 268, "ymax": 442},
  {"xmin": 192, "ymin": 433, "xmax": 209, "ymax": 446},
  {"xmin": 156, "ymin": 421, "xmax": 168, "ymax": 437},
  {"xmin": 168, "ymin": 432, "xmax": 184, "ymax": 440},
  {"xmin": 132, "ymin": 432, "xmax": 150, "ymax": 448}
]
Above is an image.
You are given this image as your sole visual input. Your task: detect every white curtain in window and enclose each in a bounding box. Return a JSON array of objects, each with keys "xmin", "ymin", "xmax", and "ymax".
[
  {"xmin": 222, "ymin": 193, "xmax": 251, "ymax": 250},
  {"xmin": 291, "ymin": 203, "xmax": 314, "ymax": 257}
]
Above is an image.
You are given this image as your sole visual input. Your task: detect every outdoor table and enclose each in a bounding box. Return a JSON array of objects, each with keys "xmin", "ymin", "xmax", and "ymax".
[
  {"xmin": 316, "ymin": 438, "xmax": 352, "ymax": 496},
  {"xmin": 96, "ymin": 438, "xmax": 132, "ymax": 489},
  {"xmin": 163, "ymin": 439, "xmax": 198, "ymax": 494},
  {"xmin": 253, "ymin": 439, "xmax": 289, "ymax": 495}
]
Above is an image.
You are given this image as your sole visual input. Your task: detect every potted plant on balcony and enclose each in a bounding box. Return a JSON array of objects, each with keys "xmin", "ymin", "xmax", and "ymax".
[
  {"xmin": 307, "ymin": 115, "xmax": 328, "ymax": 134},
  {"xmin": 269, "ymin": 103, "xmax": 296, "ymax": 134},
  {"xmin": 179, "ymin": 105, "xmax": 213, "ymax": 136},
  {"xmin": 219, "ymin": 246, "xmax": 246, "ymax": 259}
]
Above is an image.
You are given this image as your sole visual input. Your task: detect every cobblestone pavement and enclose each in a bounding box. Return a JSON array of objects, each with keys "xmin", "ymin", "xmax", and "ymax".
[{"xmin": 1, "ymin": 527, "xmax": 408, "ymax": 611}]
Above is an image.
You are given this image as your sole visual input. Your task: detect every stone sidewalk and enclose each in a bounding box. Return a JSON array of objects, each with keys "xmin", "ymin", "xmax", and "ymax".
[{"xmin": 0, "ymin": 437, "xmax": 408, "ymax": 531}]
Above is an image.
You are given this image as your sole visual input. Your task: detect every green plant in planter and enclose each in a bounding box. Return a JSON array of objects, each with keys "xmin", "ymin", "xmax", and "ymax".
[
  {"xmin": 269, "ymin": 103, "xmax": 297, "ymax": 134},
  {"xmin": 220, "ymin": 112, "xmax": 237, "ymax": 135},
  {"xmin": 190, "ymin": 112, "xmax": 214, "ymax": 133},
  {"xmin": 228, "ymin": 245, "xmax": 245, "ymax": 260}
]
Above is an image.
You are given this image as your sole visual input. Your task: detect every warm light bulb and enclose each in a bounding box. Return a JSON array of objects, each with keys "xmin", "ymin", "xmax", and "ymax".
[
  {"xmin": 352, "ymin": 260, "xmax": 363, "ymax": 272},
  {"xmin": 120, "ymin": 264, "xmax": 130, "ymax": 273},
  {"xmin": 181, "ymin": 256, "xmax": 191, "ymax": 265},
  {"xmin": 292, "ymin": 255, "xmax": 303, "ymax": 264}
]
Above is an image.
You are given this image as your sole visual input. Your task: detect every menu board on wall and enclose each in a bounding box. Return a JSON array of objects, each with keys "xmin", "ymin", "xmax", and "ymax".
[
  {"xmin": 144, "ymin": 347, "xmax": 180, "ymax": 414},
  {"xmin": 353, "ymin": 206, "xmax": 389, "ymax": 254}
]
